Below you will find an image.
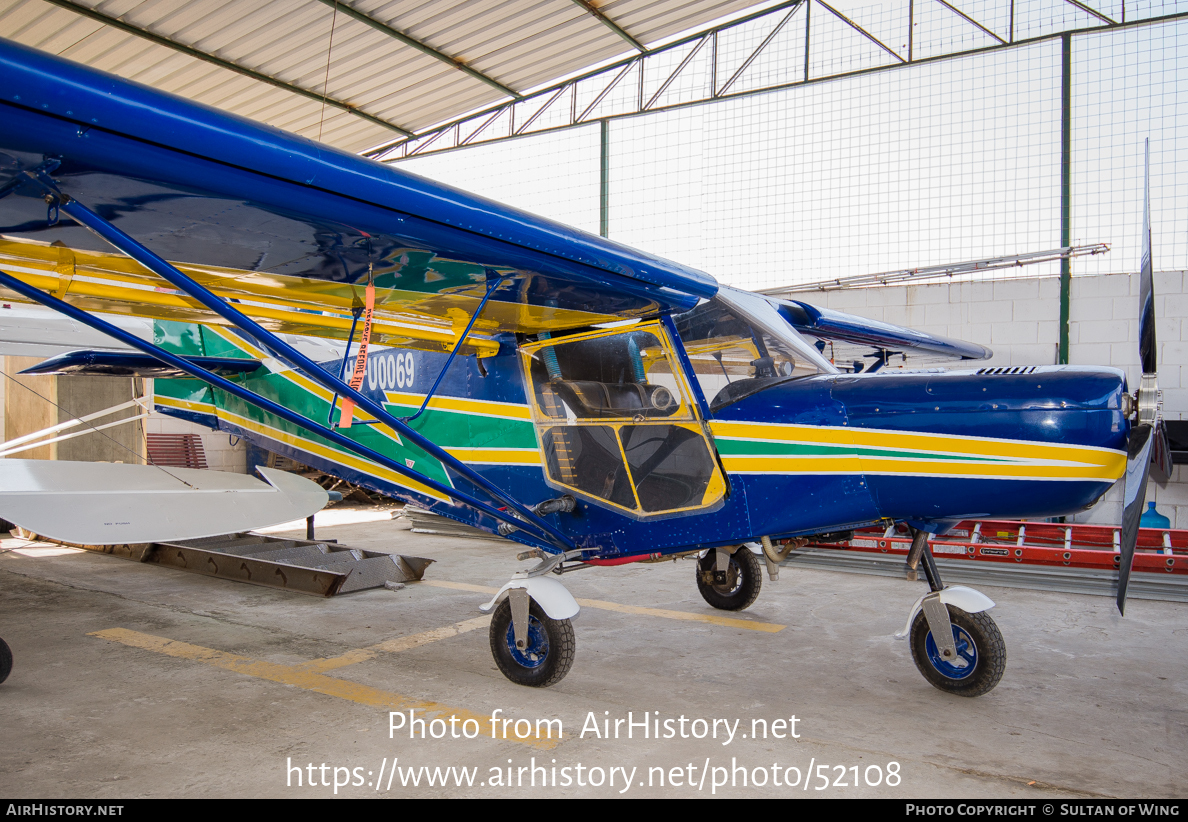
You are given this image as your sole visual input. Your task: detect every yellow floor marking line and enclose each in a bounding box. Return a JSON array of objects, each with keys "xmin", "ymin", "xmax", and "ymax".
[
  {"xmin": 418, "ymin": 580, "xmax": 786, "ymax": 633},
  {"xmin": 299, "ymin": 616, "xmax": 492, "ymax": 673},
  {"xmin": 90, "ymin": 627, "xmax": 556, "ymax": 750},
  {"xmin": 422, "ymin": 580, "xmax": 500, "ymax": 594}
]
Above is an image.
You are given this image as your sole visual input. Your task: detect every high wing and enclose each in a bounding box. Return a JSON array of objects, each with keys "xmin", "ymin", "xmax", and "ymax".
[{"xmin": 0, "ymin": 38, "xmax": 716, "ymax": 353}]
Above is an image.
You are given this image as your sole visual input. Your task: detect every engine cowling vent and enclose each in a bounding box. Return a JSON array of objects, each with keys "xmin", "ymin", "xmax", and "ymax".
[{"xmin": 976, "ymin": 366, "xmax": 1037, "ymax": 375}]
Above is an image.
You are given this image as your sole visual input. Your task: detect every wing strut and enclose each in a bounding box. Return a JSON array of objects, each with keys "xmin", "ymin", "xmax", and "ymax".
[
  {"xmin": 403, "ymin": 273, "xmax": 504, "ymax": 424},
  {"xmin": 20, "ymin": 171, "xmax": 574, "ymax": 553},
  {"xmin": 0, "ymin": 267, "xmax": 566, "ymax": 552}
]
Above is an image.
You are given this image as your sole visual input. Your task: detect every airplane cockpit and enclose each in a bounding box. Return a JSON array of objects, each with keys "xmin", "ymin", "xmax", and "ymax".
[
  {"xmin": 517, "ymin": 289, "xmax": 833, "ymax": 518},
  {"xmin": 521, "ymin": 323, "xmax": 726, "ymax": 518}
]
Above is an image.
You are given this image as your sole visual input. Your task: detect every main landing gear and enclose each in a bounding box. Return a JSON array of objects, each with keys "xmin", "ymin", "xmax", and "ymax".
[
  {"xmin": 896, "ymin": 528, "xmax": 1005, "ymax": 696},
  {"xmin": 696, "ymin": 545, "xmax": 762, "ymax": 611},
  {"xmin": 481, "ymin": 550, "xmax": 582, "ymax": 687},
  {"xmin": 489, "ymin": 594, "xmax": 575, "ymax": 687}
]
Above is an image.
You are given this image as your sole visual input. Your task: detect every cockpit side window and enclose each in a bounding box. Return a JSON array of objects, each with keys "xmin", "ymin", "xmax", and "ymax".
[
  {"xmin": 674, "ymin": 292, "xmax": 833, "ymax": 411},
  {"xmin": 527, "ymin": 329, "xmax": 690, "ymax": 422}
]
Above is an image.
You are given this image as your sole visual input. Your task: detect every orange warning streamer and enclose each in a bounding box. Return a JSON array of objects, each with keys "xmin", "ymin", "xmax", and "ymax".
[{"xmin": 337, "ymin": 282, "xmax": 375, "ymax": 430}]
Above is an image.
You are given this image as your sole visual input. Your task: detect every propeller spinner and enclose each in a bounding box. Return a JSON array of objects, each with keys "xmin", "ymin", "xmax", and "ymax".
[{"xmin": 1117, "ymin": 139, "xmax": 1173, "ymax": 615}]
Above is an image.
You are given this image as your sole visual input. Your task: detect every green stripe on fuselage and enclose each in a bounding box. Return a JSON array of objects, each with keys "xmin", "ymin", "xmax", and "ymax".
[
  {"xmin": 384, "ymin": 401, "xmax": 538, "ymax": 450},
  {"xmin": 714, "ymin": 437, "xmax": 1015, "ymax": 463}
]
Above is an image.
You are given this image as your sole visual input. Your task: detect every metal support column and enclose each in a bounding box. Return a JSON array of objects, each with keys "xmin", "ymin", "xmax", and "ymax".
[
  {"xmin": 599, "ymin": 119, "xmax": 610, "ymax": 238},
  {"xmin": 803, "ymin": 0, "xmax": 812, "ymax": 81},
  {"xmin": 1059, "ymin": 33, "xmax": 1072, "ymax": 365}
]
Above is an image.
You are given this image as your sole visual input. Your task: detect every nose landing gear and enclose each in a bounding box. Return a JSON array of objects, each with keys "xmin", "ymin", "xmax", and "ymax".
[
  {"xmin": 897, "ymin": 527, "xmax": 1006, "ymax": 696},
  {"xmin": 908, "ymin": 605, "xmax": 1005, "ymax": 697}
]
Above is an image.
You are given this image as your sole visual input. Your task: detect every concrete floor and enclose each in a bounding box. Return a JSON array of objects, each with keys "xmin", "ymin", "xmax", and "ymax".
[{"xmin": 1, "ymin": 507, "xmax": 1184, "ymax": 799}]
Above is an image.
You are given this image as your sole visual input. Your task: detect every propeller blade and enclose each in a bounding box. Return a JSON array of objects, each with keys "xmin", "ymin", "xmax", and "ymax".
[
  {"xmin": 1139, "ymin": 139, "xmax": 1157, "ymax": 375},
  {"xmin": 1118, "ymin": 423, "xmax": 1154, "ymax": 615}
]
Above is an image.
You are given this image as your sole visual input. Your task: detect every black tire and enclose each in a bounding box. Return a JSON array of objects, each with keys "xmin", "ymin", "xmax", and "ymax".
[
  {"xmin": 909, "ymin": 605, "xmax": 1005, "ymax": 697},
  {"xmin": 489, "ymin": 598, "xmax": 575, "ymax": 688},
  {"xmin": 696, "ymin": 547, "xmax": 762, "ymax": 611},
  {"xmin": 0, "ymin": 637, "xmax": 11, "ymax": 685}
]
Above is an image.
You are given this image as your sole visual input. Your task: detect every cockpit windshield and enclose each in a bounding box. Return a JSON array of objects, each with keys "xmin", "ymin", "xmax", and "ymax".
[{"xmin": 673, "ymin": 287, "xmax": 836, "ymax": 411}]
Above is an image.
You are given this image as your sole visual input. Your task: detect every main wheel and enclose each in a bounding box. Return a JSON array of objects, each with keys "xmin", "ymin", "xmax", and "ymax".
[
  {"xmin": 0, "ymin": 637, "xmax": 11, "ymax": 685},
  {"xmin": 696, "ymin": 547, "xmax": 761, "ymax": 611},
  {"xmin": 489, "ymin": 598, "xmax": 575, "ymax": 687},
  {"xmin": 909, "ymin": 605, "xmax": 1005, "ymax": 697}
]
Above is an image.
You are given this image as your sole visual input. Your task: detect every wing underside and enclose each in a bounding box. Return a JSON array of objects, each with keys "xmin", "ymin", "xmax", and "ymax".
[{"xmin": 0, "ymin": 38, "xmax": 718, "ymax": 353}]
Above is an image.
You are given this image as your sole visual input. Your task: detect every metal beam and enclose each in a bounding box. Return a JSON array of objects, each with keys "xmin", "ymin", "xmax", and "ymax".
[
  {"xmin": 571, "ymin": 0, "xmax": 647, "ymax": 52},
  {"xmin": 645, "ymin": 35, "xmax": 711, "ymax": 110},
  {"xmin": 1061, "ymin": 0, "xmax": 1117, "ymax": 25},
  {"xmin": 40, "ymin": 0, "xmax": 416, "ymax": 138},
  {"xmin": 371, "ymin": 6, "xmax": 1188, "ymax": 161},
  {"xmin": 1059, "ymin": 34, "xmax": 1073, "ymax": 365},
  {"xmin": 814, "ymin": 0, "xmax": 905, "ymax": 62},
  {"xmin": 762, "ymin": 244, "xmax": 1111, "ymax": 293},
  {"xmin": 365, "ymin": 0, "xmax": 806, "ymax": 159},
  {"xmin": 718, "ymin": 3, "xmax": 802, "ymax": 96},
  {"xmin": 313, "ymin": 0, "xmax": 522, "ymax": 100},
  {"xmin": 934, "ymin": 0, "xmax": 1007, "ymax": 45},
  {"xmin": 599, "ymin": 120, "xmax": 609, "ymax": 238}
]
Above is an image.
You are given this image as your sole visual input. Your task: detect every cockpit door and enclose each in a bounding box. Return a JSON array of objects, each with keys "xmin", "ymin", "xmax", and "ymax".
[{"xmin": 520, "ymin": 322, "xmax": 726, "ymax": 517}]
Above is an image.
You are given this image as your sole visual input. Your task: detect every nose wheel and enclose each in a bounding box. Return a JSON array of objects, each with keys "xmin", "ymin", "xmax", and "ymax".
[{"xmin": 909, "ymin": 605, "xmax": 1005, "ymax": 696}]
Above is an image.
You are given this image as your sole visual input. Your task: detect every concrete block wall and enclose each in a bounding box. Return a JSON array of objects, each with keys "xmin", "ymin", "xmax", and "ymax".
[{"xmin": 801, "ymin": 272, "xmax": 1188, "ymax": 528}]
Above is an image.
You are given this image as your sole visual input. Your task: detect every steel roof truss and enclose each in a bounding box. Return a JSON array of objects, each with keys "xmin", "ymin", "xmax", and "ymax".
[
  {"xmin": 933, "ymin": 0, "xmax": 1007, "ymax": 45},
  {"xmin": 813, "ymin": 0, "xmax": 905, "ymax": 63},
  {"xmin": 570, "ymin": 0, "xmax": 647, "ymax": 52},
  {"xmin": 716, "ymin": 2, "xmax": 803, "ymax": 96},
  {"xmin": 40, "ymin": 0, "xmax": 416, "ymax": 138},
  {"xmin": 645, "ymin": 33, "xmax": 712, "ymax": 110},
  {"xmin": 312, "ymin": 0, "xmax": 523, "ymax": 100}
]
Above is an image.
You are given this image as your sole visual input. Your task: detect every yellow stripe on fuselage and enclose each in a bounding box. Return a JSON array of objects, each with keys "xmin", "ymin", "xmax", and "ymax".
[
  {"xmin": 718, "ymin": 455, "xmax": 1123, "ymax": 482},
  {"xmin": 204, "ymin": 326, "xmax": 404, "ymax": 447},
  {"xmin": 443, "ymin": 447, "xmax": 541, "ymax": 466},
  {"xmin": 154, "ymin": 395, "xmax": 218, "ymax": 416},
  {"xmin": 215, "ymin": 408, "xmax": 449, "ymax": 502},
  {"xmin": 384, "ymin": 391, "xmax": 533, "ymax": 421},
  {"xmin": 711, "ymin": 420, "xmax": 1126, "ymax": 482}
]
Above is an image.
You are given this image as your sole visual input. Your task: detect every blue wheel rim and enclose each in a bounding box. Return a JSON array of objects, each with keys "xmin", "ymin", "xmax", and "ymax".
[
  {"xmin": 505, "ymin": 615, "xmax": 549, "ymax": 669},
  {"xmin": 925, "ymin": 625, "xmax": 978, "ymax": 679}
]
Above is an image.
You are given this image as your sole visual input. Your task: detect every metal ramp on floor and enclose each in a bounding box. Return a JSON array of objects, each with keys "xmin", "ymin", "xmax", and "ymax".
[{"xmin": 86, "ymin": 532, "xmax": 433, "ymax": 597}]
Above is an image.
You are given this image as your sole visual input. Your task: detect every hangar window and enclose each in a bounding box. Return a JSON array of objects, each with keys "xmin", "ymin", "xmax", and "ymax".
[{"xmin": 522, "ymin": 322, "xmax": 725, "ymax": 517}]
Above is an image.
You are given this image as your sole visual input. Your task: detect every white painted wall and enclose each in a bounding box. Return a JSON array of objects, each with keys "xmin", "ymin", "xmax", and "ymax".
[
  {"xmin": 144, "ymin": 411, "xmax": 247, "ymax": 474},
  {"xmin": 799, "ymin": 272, "xmax": 1188, "ymax": 528},
  {"xmin": 143, "ymin": 380, "xmax": 246, "ymax": 474}
]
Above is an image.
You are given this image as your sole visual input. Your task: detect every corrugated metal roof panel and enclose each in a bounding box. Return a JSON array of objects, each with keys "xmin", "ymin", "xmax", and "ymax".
[{"xmin": 0, "ymin": 0, "xmax": 774, "ymax": 152}]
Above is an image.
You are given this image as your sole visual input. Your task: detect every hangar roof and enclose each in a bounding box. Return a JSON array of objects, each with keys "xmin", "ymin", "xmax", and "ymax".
[{"xmin": 1, "ymin": 0, "xmax": 772, "ymax": 154}]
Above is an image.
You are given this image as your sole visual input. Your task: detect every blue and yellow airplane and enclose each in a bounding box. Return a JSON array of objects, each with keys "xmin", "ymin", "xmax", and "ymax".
[{"xmin": 0, "ymin": 38, "xmax": 1168, "ymax": 696}]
